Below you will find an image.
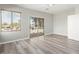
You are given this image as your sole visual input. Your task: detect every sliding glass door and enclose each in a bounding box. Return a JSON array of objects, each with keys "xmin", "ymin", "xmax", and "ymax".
[
  {"xmin": 37, "ymin": 18, "xmax": 44, "ymax": 36},
  {"xmin": 30, "ymin": 17, "xmax": 44, "ymax": 38}
]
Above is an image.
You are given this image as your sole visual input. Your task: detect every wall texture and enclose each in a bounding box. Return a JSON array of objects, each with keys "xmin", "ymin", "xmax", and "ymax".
[
  {"xmin": 53, "ymin": 13, "xmax": 68, "ymax": 36},
  {"xmin": 53, "ymin": 9, "xmax": 75, "ymax": 36}
]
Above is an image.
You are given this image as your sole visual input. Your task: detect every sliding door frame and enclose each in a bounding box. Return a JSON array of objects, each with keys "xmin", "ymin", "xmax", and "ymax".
[{"xmin": 29, "ymin": 16, "xmax": 45, "ymax": 38}]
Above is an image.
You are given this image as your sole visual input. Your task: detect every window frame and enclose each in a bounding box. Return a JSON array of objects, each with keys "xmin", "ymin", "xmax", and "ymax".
[{"xmin": 0, "ymin": 9, "xmax": 21, "ymax": 32}]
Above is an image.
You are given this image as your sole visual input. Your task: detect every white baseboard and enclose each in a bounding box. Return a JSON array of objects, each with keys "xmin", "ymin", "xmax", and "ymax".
[
  {"xmin": 45, "ymin": 33, "xmax": 53, "ymax": 36},
  {"xmin": 0, "ymin": 37, "xmax": 29, "ymax": 45},
  {"xmin": 68, "ymin": 37, "xmax": 79, "ymax": 42},
  {"xmin": 53, "ymin": 33, "xmax": 68, "ymax": 37}
]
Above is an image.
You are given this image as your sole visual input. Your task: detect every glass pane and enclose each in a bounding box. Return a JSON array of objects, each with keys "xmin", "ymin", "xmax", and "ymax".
[
  {"xmin": 30, "ymin": 17, "xmax": 44, "ymax": 38},
  {"xmin": 37, "ymin": 18, "xmax": 44, "ymax": 36},
  {"xmin": 2, "ymin": 11, "xmax": 11, "ymax": 31},
  {"xmin": 30, "ymin": 17, "xmax": 37, "ymax": 34},
  {"xmin": 0, "ymin": 12, "xmax": 1, "ymax": 31},
  {"xmin": 12, "ymin": 12, "xmax": 21, "ymax": 31}
]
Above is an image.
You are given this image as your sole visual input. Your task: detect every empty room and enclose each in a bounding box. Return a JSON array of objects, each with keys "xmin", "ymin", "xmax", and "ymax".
[{"xmin": 0, "ymin": 4, "xmax": 79, "ymax": 54}]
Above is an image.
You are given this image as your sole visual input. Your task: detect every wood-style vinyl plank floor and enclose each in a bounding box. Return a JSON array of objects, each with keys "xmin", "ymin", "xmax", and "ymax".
[{"xmin": 0, "ymin": 34, "xmax": 79, "ymax": 54}]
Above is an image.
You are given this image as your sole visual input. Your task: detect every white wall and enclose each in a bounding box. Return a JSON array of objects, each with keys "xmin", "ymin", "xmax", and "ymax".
[
  {"xmin": 68, "ymin": 8, "xmax": 79, "ymax": 41},
  {"xmin": 68, "ymin": 7, "xmax": 79, "ymax": 41},
  {"xmin": 53, "ymin": 13, "xmax": 67, "ymax": 36},
  {"xmin": 68, "ymin": 14, "xmax": 79, "ymax": 41},
  {"xmin": 53, "ymin": 9, "xmax": 75, "ymax": 36},
  {"xmin": 0, "ymin": 5, "xmax": 53, "ymax": 43}
]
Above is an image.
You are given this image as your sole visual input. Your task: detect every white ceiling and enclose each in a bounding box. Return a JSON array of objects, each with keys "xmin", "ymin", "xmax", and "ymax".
[{"xmin": 17, "ymin": 4, "xmax": 79, "ymax": 14}]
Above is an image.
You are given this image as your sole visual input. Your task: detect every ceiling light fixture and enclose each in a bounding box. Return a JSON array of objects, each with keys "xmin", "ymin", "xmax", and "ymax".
[{"xmin": 46, "ymin": 4, "xmax": 55, "ymax": 11}]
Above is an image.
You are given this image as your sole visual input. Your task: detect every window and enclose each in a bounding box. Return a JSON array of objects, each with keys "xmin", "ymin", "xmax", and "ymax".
[
  {"xmin": 0, "ymin": 10, "xmax": 21, "ymax": 32},
  {"xmin": 2, "ymin": 11, "xmax": 12, "ymax": 31},
  {"xmin": 12, "ymin": 12, "xmax": 21, "ymax": 31}
]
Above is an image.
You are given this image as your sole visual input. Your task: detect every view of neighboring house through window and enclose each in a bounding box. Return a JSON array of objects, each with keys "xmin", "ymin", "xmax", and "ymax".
[{"xmin": 1, "ymin": 10, "xmax": 21, "ymax": 31}]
